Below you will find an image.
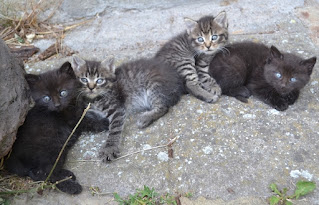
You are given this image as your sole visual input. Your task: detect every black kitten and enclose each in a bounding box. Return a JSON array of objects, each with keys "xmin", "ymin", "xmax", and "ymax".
[
  {"xmin": 5, "ymin": 62, "xmax": 108, "ymax": 194},
  {"xmin": 209, "ymin": 41, "xmax": 317, "ymax": 111}
]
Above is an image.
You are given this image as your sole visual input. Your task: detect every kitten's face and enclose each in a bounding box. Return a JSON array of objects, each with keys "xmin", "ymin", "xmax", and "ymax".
[
  {"xmin": 71, "ymin": 56, "xmax": 116, "ymax": 99},
  {"xmin": 185, "ymin": 11, "xmax": 228, "ymax": 55},
  {"xmin": 25, "ymin": 62, "xmax": 77, "ymax": 112},
  {"xmin": 264, "ymin": 46, "xmax": 316, "ymax": 95}
]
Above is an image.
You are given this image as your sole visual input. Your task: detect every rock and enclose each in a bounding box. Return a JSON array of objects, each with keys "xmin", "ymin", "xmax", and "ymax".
[{"xmin": 0, "ymin": 39, "xmax": 32, "ymax": 158}]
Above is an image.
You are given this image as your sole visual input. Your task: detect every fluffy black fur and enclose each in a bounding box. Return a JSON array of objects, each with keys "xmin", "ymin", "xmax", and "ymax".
[
  {"xmin": 5, "ymin": 62, "xmax": 108, "ymax": 194},
  {"xmin": 209, "ymin": 41, "xmax": 317, "ymax": 111}
]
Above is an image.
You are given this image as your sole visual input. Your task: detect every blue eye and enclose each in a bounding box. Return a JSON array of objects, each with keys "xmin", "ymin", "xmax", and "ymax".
[
  {"xmin": 80, "ymin": 78, "xmax": 88, "ymax": 83},
  {"xmin": 275, "ymin": 72, "xmax": 282, "ymax": 79},
  {"xmin": 197, "ymin": 37, "xmax": 204, "ymax": 43},
  {"xmin": 96, "ymin": 78, "xmax": 104, "ymax": 84},
  {"xmin": 290, "ymin": 77, "xmax": 297, "ymax": 82},
  {"xmin": 43, "ymin": 96, "xmax": 51, "ymax": 103},
  {"xmin": 211, "ymin": 35, "xmax": 218, "ymax": 41},
  {"xmin": 60, "ymin": 90, "xmax": 68, "ymax": 97}
]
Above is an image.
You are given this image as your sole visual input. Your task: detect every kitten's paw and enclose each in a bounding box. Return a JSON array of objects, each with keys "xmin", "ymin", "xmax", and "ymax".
[
  {"xmin": 203, "ymin": 86, "xmax": 221, "ymax": 103},
  {"xmin": 285, "ymin": 92, "xmax": 299, "ymax": 105},
  {"xmin": 56, "ymin": 180, "xmax": 82, "ymax": 195},
  {"xmin": 86, "ymin": 109, "xmax": 106, "ymax": 119},
  {"xmin": 201, "ymin": 79, "xmax": 213, "ymax": 92},
  {"xmin": 203, "ymin": 93, "xmax": 220, "ymax": 103},
  {"xmin": 209, "ymin": 84, "xmax": 222, "ymax": 97},
  {"xmin": 94, "ymin": 117, "xmax": 109, "ymax": 132},
  {"xmin": 272, "ymin": 100, "xmax": 289, "ymax": 111},
  {"xmin": 59, "ymin": 169, "xmax": 77, "ymax": 181},
  {"xmin": 99, "ymin": 144, "xmax": 120, "ymax": 162}
]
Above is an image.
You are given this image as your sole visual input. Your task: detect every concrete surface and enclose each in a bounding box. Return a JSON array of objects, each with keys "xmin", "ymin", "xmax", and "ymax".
[{"xmin": 7, "ymin": 0, "xmax": 319, "ymax": 204}]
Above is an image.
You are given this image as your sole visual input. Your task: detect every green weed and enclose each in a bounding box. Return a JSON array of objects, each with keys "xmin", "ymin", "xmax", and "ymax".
[
  {"xmin": 269, "ymin": 180, "xmax": 316, "ymax": 205},
  {"xmin": 114, "ymin": 185, "xmax": 178, "ymax": 205}
]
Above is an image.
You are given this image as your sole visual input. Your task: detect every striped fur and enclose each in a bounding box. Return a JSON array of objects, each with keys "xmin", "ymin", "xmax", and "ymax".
[
  {"xmin": 155, "ymin": 11, "xmax": 229, "ymax": 103},
  {"xmin": 71, "ymin": 56, "xmax": 183, "ymax": 162}
]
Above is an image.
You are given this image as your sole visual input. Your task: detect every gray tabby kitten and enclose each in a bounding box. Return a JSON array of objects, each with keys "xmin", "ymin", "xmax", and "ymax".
[
  {"xmin": 71, "ymin": 56, "xmax": 183, "ymax": 162},
  {"xmin": 155, "ymin": 11, "xmax": 228, "ymax": 103}
]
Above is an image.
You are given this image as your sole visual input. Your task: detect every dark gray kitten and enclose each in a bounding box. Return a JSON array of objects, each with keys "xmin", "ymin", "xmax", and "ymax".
[
  {"xmin": 209, "ymin": 41, "xmax": 317, "ymax": 111},
  {"xmin": 155, "ymin": 11, "xmax": 228, "ymax": 103},
  {"xmin": 71, "ymin": 56, "xmax": 183, "ymax": 162}
]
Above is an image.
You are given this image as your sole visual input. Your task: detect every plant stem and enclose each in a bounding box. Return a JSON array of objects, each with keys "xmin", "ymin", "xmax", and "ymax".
[
  {"xmin": 44, "ymin": 103, "xmax": 91, "ymax": 183},
  {"xmin": 113, "ymin": 137, "xmax": 177, "ymax": 161}
]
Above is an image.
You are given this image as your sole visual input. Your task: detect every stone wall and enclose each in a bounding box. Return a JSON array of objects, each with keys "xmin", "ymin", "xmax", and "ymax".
[{"xmin": 0, "ymin": 38, "xmax": 32, "ymax": 158}]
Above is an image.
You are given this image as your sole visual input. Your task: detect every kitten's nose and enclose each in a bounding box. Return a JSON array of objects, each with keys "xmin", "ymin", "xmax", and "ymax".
[
  {"xmin": 88, "ymin": 83, "xmax": 96, "ymax": 90},
  {"xmin": 55, "ymin": 102, "xmax": 61, "ymax": 108}
]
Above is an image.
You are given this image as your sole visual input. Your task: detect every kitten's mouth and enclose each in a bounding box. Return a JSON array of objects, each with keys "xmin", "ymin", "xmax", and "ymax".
[
  {"xmin": 205, "ymin": 49, "xmax": 216, "ymax": 55},
  {"xmin": 86, "ymin": 90, "xmax": 99, "ymax": 99},
  {"xmin": 277, "ymin": 88, "xmax": 291, "ymax": 96}
]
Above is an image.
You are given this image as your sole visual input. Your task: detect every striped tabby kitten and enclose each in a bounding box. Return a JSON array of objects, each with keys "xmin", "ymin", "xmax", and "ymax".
[
  {"xmin": 71, "ymin": 56, "xmax": 183, "ymax": 162},
  {"xmin": 155, "ymin": 11, "xmax": 228, "ymax": 103}
]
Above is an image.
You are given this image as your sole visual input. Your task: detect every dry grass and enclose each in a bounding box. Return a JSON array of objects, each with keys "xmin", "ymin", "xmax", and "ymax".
[
  {"xmin": 0, "ymin": 0, "xmax": 94, "ymax": 60},
  {"xmin": 0, "ymin": 0, "xmax": 63, "ymax": 45},
  {"xmin": 0, "ymin": 171, "xmax": 41, "ymax": 194}
]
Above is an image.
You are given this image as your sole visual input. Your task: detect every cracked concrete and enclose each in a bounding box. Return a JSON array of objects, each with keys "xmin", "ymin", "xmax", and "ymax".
[{"xmin": 5, "ymin": 0, "xmax": 319, "ymax": 204}]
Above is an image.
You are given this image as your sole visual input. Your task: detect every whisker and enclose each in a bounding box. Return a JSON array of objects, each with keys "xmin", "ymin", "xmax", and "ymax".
[{"xmin": 75, "ymin": 90, "xmax": 86, "ymax": 105}]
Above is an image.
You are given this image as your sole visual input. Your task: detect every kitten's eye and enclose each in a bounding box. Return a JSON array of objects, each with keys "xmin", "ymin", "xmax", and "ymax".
[
  {"xmin": 80, "ymin": 78, "xmax": 88, "ymax": 83},
  {"xmin": 96, "ymin": 78, "xmax": 104, "ymax": 84},
  {"xmin": 42, "ymin": 96, "xmax": 51, "ymax": 103},
  {"xmin": 197, "ymin": 37, "xmax": 204, "ymax": 43},
  {"xmin": 290, "ymin": 77, "xmax": 297, "ymax": 82},
  {"xmin": 275, "ymin": 72, "xmax": 282, "ymax": 79},
  {"xmin": 60, "ymin": 90, "xmax": 68, "ymax": 97},
  {"xmin": 211, "ymin": 35, "xmax": 218, "ymax": 41}
]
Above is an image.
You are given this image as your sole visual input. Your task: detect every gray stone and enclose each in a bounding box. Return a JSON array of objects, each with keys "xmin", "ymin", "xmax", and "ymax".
[{"xmin": 0, "ymin": 39, "xmax": 31, "ymax": 157}]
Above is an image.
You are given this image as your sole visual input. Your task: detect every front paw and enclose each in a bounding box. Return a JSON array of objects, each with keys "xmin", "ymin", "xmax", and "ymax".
[
  {"xmin": 201, "ymin": 77, "xmax": 215, "ymax": 92},
  {"xmin": 56, "ymin": 180, "xmax": 82, "ymax": 195},
  {"xmin": 285, "ymin": 91, "xmax": 299, "ymax": 105},
  {"xmin": 209, "ymin": 84, "xmax": 222, "ymax": 96},
  {"xmin": 204, "ymin": 85, "xmax": 222, "ymax": 103},
  {"xmin": 271, "ymin": 99, "xmax": 289, "ymax": 111},
  {"xmin": 99, "ymin": 144, "xmax": 120, "ymax": 162},
  {"xmin": 86, "ymin": 109, "xmax": 106, "ymax": 119}
]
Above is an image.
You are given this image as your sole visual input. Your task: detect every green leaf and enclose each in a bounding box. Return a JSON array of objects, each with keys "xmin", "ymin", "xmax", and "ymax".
[
  {"xmin": 270, "ymin": 183, "xmax": 282, "ymax": 196},
  {"xmin": 269, "ymin": 196, "xmax": 280, "ymax": 205},
  {"xmin": 14, "ymin": 34, "xmax": 24, "ymax": 43},
  {"xmin": 294, "ymin": 181, "xmax": 316, "ymax": 199},
  {"xmin": 114, "ymin": 192, "xmax": 124, "ymax": 204},
  {"xmin": 284, "ymin": 200, "xmax": 293, "ymax": 205}
]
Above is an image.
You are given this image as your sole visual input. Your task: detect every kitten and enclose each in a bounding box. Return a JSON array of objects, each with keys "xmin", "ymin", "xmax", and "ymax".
[
  {"xmin": 71, "ymin": 56, "xmax": 184, "ymax": 162},
  {"xmin": 209, "ymin": 41, "xmax": 317, "ymax": 111},
  {"xmin": 155, "ymin": 11, "xmax": 228, "ymax": 103},
  {"xmin": 5, "ymin": 62, "xmax": 108, "ymax": 194}
]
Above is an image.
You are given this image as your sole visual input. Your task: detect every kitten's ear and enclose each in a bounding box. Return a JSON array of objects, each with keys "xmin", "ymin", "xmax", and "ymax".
[
  {"xmin": 300, "ymin": 57, "xmax": 317, "ymax": 75},
  {"xmin": 25, "ymin": 74, "xmax": 40, "ymax": 86},
  {"xmin": 59, "ymin": 62, "xmax": 76, "ymax": 78},
  {"xmin": 71, "ymin": 55, "xmax": 86, "ymax": 73},
  {"xmin": 214, "ymin": 11, "xmax": 228, "ymax": 28},
  {"xmin": 184, "ymin": 17, "xmax": 198, "ymax": 34},
  {"xmin": 101, "ymin": 56, "xmax": 116, "ymax": 74},
  {"xmin": 270, "ymin": 46, "xmax": 284, "ymax": 59}
]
